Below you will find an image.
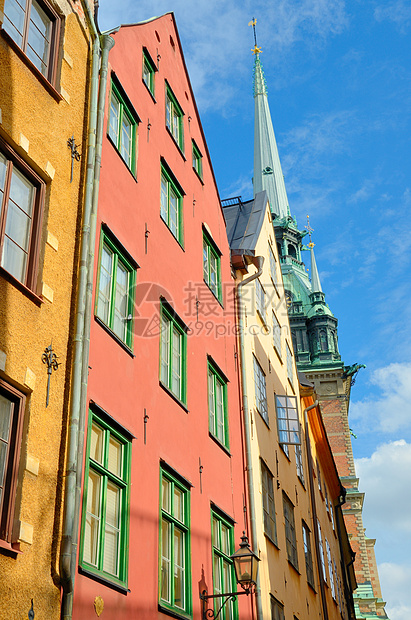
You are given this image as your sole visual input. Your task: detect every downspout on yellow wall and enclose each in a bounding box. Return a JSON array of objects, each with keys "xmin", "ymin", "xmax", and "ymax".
[
  {"xmin": 236, "ymin": 254, "xmax": 265, "ymax": 620},
  {"xmin": 59, "ymin": 3, "xmax": 114, "ymax": 617}
]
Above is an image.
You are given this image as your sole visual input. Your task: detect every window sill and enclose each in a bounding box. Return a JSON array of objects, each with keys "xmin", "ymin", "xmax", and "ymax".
[
  {"xmin": 256, "ymin": 308, "xmax": 268, "ymax": 326},
  {"xmin": 106, "ymin": 134, "xmax": 138, "ymax": 181},
  {"xmin": 256, "ymin": 408, "xmax": 270, "ymax": 429},
  {"xmin": 270, "ymin": 277, "xmax": 280, "ymax": 298},
  {"xmin": 142, "ymin": 79, "xmax": 156, "ymax": 103},
  {"xmin": 0, "ymin": 539, "xmax": 23, "ymax": 558},
  {"xmin": 160, "ymin": 215, "xmax": 185, "ymax": 250},
  {"xmin": 193, "ymin": 166, "xmax": 204, "ymax": 185},
  {"xmin": 165, "ymin": 126, "xmax": 186, "ymax": 161},
  {"xmin": 209, "ymin": 432, "xmax": 231, "ymax": 456},
  {"xmin": 78, "ymin": 565, "xmax": 129, "ymax": 594},
  {"xmin": 264, "ymin": 532, "xmax": 279, "ymax": 549},
  {"xmin": 273, "ymin": 344, "xmax": 283, "ymax": 364},
  {"xmin": 94, "ymin": 316, "xmax": 135, "ymax": 357},
  {"xmin": 287, "ymin": 559, "xmax": 301, "ymax": 575},
  {"xmin": 203, "ymin": 280, "xmax": 223, "ymax": 308},
  {"xmin": 159, "ymin": 381, "xmax": 188, "ymax": 412},
  {"xmin": 297, "ymin": 474, "xmax": 306, "ymax": 490},
  {"xmin": 1, "ymin": 30, "xmax": 63, "ymax": 102},
  {"xmin": 158, "ymin": 603, "xmax": 191, "ymax": 620},
  {"xmin": 0, "ymin": 267, "xmax": 43, "ymax": 306},
  {"xmin": 279, "ymin": 444, "xmax": 291, "ymax": 461}
]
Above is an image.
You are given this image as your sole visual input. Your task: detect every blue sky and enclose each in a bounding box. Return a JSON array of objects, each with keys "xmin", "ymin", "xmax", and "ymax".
[{"xmin": 99, "ymin": 2, "xmax": 411, "ymax": 618}]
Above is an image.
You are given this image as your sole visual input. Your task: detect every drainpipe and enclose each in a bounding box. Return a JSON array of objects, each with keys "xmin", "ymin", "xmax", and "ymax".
[
  {"xmin": 236, "ymin": 255, "xmax": 264, "ymax": 620},
  {"xmin": 303, "ymin": 401, "xmax": 329, "ymax": 620},
  {"xmin": 335, "ymin": 493, "xmax": 356, "ymax": 620},
  {"xmin": 59, "ymin": 3, "xmax": 114, "ymax": 618}
]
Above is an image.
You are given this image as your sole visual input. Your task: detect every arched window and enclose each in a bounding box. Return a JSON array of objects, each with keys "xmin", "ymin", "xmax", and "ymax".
[
  {"xmin": 319, "ymin": 330, "xmax": 327, "ymax": 351},
  {"xmin": 288, "ymin": 244, "xmax": 296, "ymax": 258},
  {"xmin": 277, "ymin": 242, "xmax": 282, "ymax": 257}
]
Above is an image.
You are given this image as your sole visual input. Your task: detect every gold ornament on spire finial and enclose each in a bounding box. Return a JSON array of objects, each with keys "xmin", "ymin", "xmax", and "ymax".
[
  {"xmin": 305, "ymin": 215, "xmax": 315, "ymax": 248},
  {"xmin": 249, "ymin": 17, "xmax": 262, "ymax": 54}
]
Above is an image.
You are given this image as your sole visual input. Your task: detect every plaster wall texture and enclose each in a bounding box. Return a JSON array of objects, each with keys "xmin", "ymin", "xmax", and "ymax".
[
  {"xmin": 237, "ymin": 201, "xmax": 350, "ymax": 620},
  {"xmin": 71, "ymin": 14, "xmax": 251, "ymax": 620},
  {"xmin": 0, "ymin": 5, "xmax": 90, "ymax": 619}
]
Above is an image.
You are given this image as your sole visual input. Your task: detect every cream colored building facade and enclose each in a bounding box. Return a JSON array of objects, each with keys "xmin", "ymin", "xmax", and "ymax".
[{"xmin": 223, "ymin": 191, "xmax": 355, "ymax": 620}]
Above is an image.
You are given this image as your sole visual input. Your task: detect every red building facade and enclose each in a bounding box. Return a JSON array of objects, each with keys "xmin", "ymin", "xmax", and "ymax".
[{"xmin": 72, "ymin": 13, "xmax": 253, "ymax": 620}]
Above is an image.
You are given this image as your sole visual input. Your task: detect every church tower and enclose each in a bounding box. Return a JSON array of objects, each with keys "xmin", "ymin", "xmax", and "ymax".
[{"xmin": 251, "ymin": 32, "xmax": 389, "ymax": 620}]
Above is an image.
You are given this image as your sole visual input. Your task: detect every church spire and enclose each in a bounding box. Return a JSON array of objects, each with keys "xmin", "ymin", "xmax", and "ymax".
[
  {"xmin": 310, "ymin": 246, "xmax": 323, "ymax": 293},
  {"xmin": 250, "ymin": 19, "xmax": 289, "ymax": 220},
  {"xmin": 305, "ymin": 215, "xmax": 322, "ymax": 293}
]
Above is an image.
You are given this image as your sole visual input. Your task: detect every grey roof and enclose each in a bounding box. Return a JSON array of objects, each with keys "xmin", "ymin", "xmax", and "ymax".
[{"xmin": 223, "ymin": 191, "xmax": 268, "ymax": 252}]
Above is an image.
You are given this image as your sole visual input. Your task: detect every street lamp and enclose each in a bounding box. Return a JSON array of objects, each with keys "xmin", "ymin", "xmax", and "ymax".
[{"xmin": 200, "ymin": 532, "xmax": 260, "ymax": 619}]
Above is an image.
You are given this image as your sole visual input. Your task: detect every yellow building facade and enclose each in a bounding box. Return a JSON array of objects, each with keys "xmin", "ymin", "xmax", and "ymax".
[
  {"xmin": 0, "ymin": 1, "xmax": 92, "ymax": 617},
  {"xmin": 223, "ymin": 191, "xmax": 356, "ymax": 619}
]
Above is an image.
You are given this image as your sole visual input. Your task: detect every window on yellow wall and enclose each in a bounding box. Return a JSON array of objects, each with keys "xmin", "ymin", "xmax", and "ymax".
[
  {"xmin": 0, "ymin": 381, "xmax": 26, "ymax": 544},
  {"xmin": 261, "ymin": 460, "xmax": 277, "ymax": 544},
  {"xmin": 3, "ymin": 0, "xmax": 61, "ymax": 85},
  {"xmin": 0, "ymin": 139, "xmax": 45, "ymax": 293}
]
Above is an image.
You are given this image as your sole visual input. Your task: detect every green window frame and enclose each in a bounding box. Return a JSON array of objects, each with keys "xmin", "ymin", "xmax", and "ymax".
[
  {"xmin": 160, "ymin": 302, "xmax": 187, "ymax": 404},
  {"xmin": 261, "ymin": 460, "xmax": 277, "ymax": 544},
  {"xmin": 159, "ymin": 467, "xmax": 191, "ymax": 615},
  {"xmin": 142, "ymin": 47, "xmax": 156, "ymax": 96},
  {"xmin": 95, "ymin": 229, "xmax": 136, "ymax": 350},
  {"xmin": 208, "ymin": 359, "xmax": 229, "ymax": 448},
  {"xmin": 192, "ymin": 140, "xmax": 203, "ymax": 179},
  {"xmin": 203, "ymin": 230, "xmax": 222, "ymax": 301},
  {"xmin": 283, "ymin": 492, "xmax": 298, "ymax": 570},
  {"xmin": 160, "ymin": 163, "xmax": 184, "ymax": 244},
  {"xmin": 108, "ymin": 79, "xmax": 138, "ymax": 172},
  {"xmin": 165, "ymin": 83, "xmax": 184, "ymax": 151},
  {"xmin": 79, "ymin": 409, "xmax": 132, "ymax": 588},
  {"xmin": 211, "ymin": 510, "xmax": 238, "ymax": 620}
]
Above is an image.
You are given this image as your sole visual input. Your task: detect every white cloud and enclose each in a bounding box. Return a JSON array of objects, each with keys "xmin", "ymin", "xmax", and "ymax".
[
  {"xmin": 348, "ymin": 178, "xmax": 377, "ymax": 203},
  {"xmin": 378, "ymin": 563, "xmax": 411, "ymax": 620},
  {"xmin": 374, "ymin": 1, "xmax": 411, "ymax": 32},
  {"xmin": 221, "ymin": 172, "xmax": 253, "ymax": 200},
  {"xmin": 98, "ymin": 0, "xmax": 348, "ymax": 111},
  {"xmin": 350, "ymin": 363, "xmax": 411, "ymax": 433},
  {"xmin": 354, "ymin": 443, "xmax": 411, "ymax": 616},
  {"xmin": 355, "ymin": 440, "xmax": 411, "ymax": 533}
]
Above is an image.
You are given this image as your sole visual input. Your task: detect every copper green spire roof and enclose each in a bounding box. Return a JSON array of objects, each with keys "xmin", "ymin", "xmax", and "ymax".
[
  {"xmin": 310, "ymin": 246, "xmax": 323, "ymax": 293},
  {"xmin": 253, "ymin": 52, "xmax": 289, "ymax": 219}
]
